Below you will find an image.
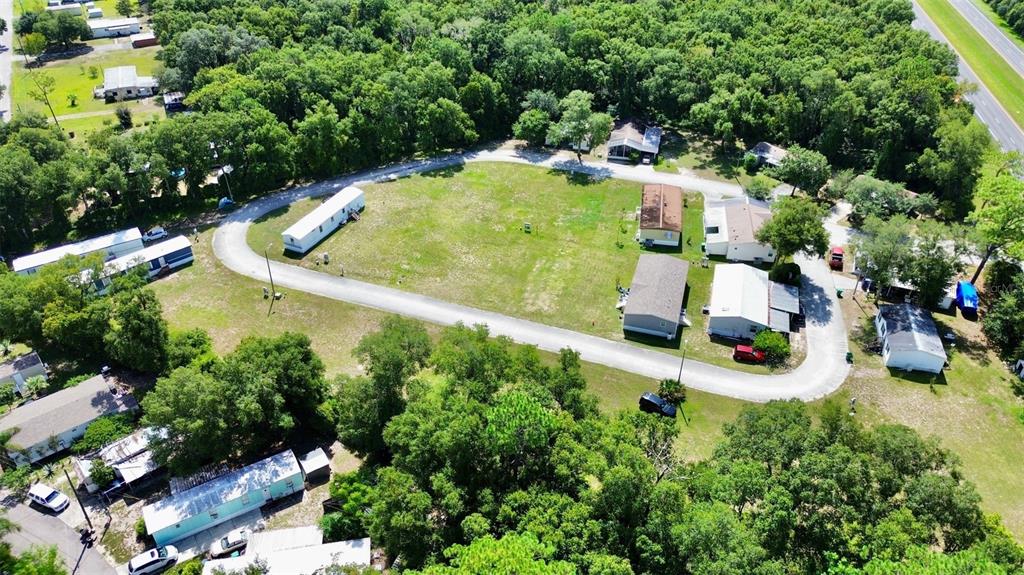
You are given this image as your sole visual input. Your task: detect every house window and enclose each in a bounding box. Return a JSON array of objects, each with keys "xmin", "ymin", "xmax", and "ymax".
[
  {"xmin": 286, "ymin": 479, "xmax": 295, "ymax": 488},
  {"xmin": 126, "ymin": 90, "xmax": 133, "ymax": 95},
  {"xmin": 705, "ymin": 226, "xmax": 719, "ymax": 234},
  {"xmin": 209, "ymin": 511, "xmax": 219, "ymax": 519},
  {"xmin": 749, "ymin": 325, "xmax": 758, "ymax": 333},
  {"xmin": 659, "ymin": 321, "xmax": 667, "ymax": 327},
  {"xmin": 319, "ymin": 225, "xmax": 323, "ymax": 232},
  {"xmin": 241, "ymin": 494, "xmax": 250, "ymax": 505}
]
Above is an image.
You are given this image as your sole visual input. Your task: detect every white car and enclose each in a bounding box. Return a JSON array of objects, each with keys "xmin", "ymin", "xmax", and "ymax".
[
  {"xmin": 128, "ymin": 545, "xmax": 178, "ymax": 575},
  {"xmin": 143, "ymin": 227, "xmax": 168, "ymax": 242},
  {"xmin": 210, "ymin": 528, "xmax": 250, "ymax": 558},
  {"xmin": 27, "ymin": 484, "xmax": 70, "ymax": 513}
]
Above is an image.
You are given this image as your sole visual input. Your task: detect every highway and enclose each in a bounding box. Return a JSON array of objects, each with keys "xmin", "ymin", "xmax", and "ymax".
[
  {"xmin": 1, "ymin": 0, "xmax": 12, "ymax": 120},
  {"xmin": 912, "ymin": 1, "xmax": 1024, "ymax": 152},
  {"xmin": 947, "ymin": 0, "xmax": 1024, "ymax": 79}
]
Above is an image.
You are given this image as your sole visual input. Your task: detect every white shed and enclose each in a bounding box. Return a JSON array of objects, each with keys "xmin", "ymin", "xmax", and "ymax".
[
  {"xmin": 875, "ymin": 304, "xmax": 947, "ymax": 374},
  {"xmin": 281, "ymin": 186, "xmax": 365, "ymax": 254}
]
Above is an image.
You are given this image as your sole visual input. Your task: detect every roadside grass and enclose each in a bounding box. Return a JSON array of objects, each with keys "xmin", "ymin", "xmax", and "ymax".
[
  {"xmin": 966, "ymin": 0, "xmax": 1024, "ymax": 53},
  {"xmin": 247, "ymin": 162, "xmax": 782, "ymax": 373},
  {"xmin": 917, "ymin": 0, "xmax": 1024, "ymax": 128},
  {"xmin": 11, "ymin": 46, "xmax": 162, "ymax": 118},
  {"xmin": 838, "ymin": 292, "xmax": 1024, "ymax": 539}
]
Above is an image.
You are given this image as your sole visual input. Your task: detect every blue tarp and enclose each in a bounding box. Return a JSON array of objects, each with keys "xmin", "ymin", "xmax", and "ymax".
[{"xmin": 956, "ymin": 281, "xmax": 978, "ymax": 311}]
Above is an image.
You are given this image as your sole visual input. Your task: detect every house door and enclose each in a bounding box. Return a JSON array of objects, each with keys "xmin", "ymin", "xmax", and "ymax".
[{"xmin": 263, "ymin": 487, "xmax": 271, "ymax": 501}]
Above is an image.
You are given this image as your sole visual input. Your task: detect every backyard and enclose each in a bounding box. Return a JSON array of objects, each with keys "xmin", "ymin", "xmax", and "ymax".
[{"xmin": 246, "ymin": 162, "xmax": 786, "ymax": 373}]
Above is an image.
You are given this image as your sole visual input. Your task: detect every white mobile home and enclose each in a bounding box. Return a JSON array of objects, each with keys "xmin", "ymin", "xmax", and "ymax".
[
  {"xmin": 83, "ymin": 235, "xmax": 193, "ymax": 294},
  {"xmin": 281, "ymin": 186, "xmax": 365, "ymax": 254},
  {"xmin": 706, "ymin": 264, "xmax": 798, "ymax": 339},
  {"xmin": 0, "ymin": 375, "xmax": 138, "ymax": 467},
  {"xmin": 875, "ymin": 304, "xmax": 947, "ymax": 374},
  {"xmin": 703, "ymin": 198, "xmax": 776, "ymax": 263},
  {"xmin": 45, "ymin": 3, "xmax": 81, "ymax": 14},
  {"xmin": 12, "ymin": 227, "xmax": 144, "ymax": 276},
  {"xmin": 88, "ymin": 17, "xmax": 141, "ymax": 38}
]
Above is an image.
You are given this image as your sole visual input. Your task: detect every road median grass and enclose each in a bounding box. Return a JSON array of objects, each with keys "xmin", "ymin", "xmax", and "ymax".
[{"xmin": 917, "ymin": 0, "xmax": 1024, "ymax": 128}]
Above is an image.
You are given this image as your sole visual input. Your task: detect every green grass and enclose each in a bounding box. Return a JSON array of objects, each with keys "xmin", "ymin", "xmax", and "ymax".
[
  {"xmin": 12, "ymin": 46, "xmax": 163, "ymax": 119},
  {"xmin": 918, "ymin": 0, "xmax": 1024, "ymax": 128},
  {"xmin": 653, "ymin": 132, "xmax": 771, "ymax": 191},
  {"xmin": 966, "ymin": 0, "xmax": 1024, "ymax": 53},
  {"xmin": 247, "ymin": 162, "xmax": 781, "ymax": 373}
]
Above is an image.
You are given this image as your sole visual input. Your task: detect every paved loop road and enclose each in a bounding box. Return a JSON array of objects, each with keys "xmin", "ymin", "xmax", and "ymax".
[{"xmin": 214, "ymin": 148, "xmax": 850, "ymax": 402}]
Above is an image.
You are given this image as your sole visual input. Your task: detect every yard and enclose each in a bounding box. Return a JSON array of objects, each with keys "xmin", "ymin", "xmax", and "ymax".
[
  {"xmin": 247, "ymin": 162, "xmax": 786, "ymax": 373},
  {"xmin": 652, "ymin": 132, "xmax": 775, "ymax": 191}
]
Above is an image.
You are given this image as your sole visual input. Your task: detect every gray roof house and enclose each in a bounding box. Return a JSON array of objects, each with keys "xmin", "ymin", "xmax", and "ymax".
[
  {"xmin": 875, "ymin": 304, "xmax": 947, "ymax": 374},
  {"xmin": 0, "ymin": 375, "xmax": 138, "ymax": 466},
  {"xmin": 0, "ymin": 351, "xmax": 47, "ymax": 396},
  {"xmin": 623, "ymin": 254, "xmax": 689, "ymax": 339},
  {"xmin": 750, "ymin": 142, "xmax": 789, "ymax": 167},
  {"xmin": 607, "ymin": 121, "xmax": 662, "ymax": 163}
]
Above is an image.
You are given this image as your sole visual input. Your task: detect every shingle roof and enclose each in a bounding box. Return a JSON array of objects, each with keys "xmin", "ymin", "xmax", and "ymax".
[
  {"xmin": 725, "ymin": 202, "xmax": 772, "ymax": 245},
  {"xmin": 640, "ymin": 184, "xmax": 683, "ymax": 233},
  {"xmin": 878, "ymin": 304, "xmax": 947, "ymax": 359},
  {"xmin": 607, "ymin": 122, "xmax": 662, "ymax": 154},
  {"xmin": 0, "ymin": 375, "xmax": 138, "ymax": 448},
  {"xmin": 624, "ymin": 255, "xmax": 689, "ymax": 323},
  {"xmin": 0, "ymin": 352, "xmax": 44, "ymax": 381}
]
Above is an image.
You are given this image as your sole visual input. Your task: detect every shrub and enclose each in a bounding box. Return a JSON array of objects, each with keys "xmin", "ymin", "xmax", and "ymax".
[
  {"xmin": 115, "ymin": 106, "xmax": 133, "ymax": 130},
  {"xmin": 0, "ymin": 467, "xmax": 33, "ymax": 493},
  {"xmin": 23, "ymin": 375, "xmax": 47, "ymax": 398},
  {"xmin": 769, "ymin": 262, "xmax": 802, "ymax": 286},
  {"xmin": 753, "ymin": 331, "xmax": 791, "ymax": 365},
  {"xmin": 74, "ymin": 414, "xmax": 134, "ymax": 454},
  {"xmin": 743, "ymin": 152, "xmax": 760, "ymax": 173},
  {"xmin": 746, "ymin": 174, "xmax": 774, "ymax": 200},
  {"xmin": 135, "ymin": 516, "xmax": 147, "ymax": 538},
  {"xmin": 64, "ymin": 373, "xmax": 96, "ymax": 388},
  {"xmin": 321, "ymin": 472, "xmax": 375, "ymax": 542},
  {"xmin": 89, "ymin": 459, "xmax": 115, "ymax": 489}
]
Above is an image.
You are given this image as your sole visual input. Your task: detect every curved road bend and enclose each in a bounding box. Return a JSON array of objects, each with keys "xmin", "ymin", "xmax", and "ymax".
[
  {"xmin": 912, "ymin": 1, "xmax": 1024, "ymax": 152},
  {"xmin": 214, "ymin": 149, "xmax": 850, "ymax": 403}
]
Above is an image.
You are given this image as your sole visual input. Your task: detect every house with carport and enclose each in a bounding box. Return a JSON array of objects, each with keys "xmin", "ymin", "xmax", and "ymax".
[{"xmin": 706, "ymin": 264, "xmax": 799, "ymax": 339}]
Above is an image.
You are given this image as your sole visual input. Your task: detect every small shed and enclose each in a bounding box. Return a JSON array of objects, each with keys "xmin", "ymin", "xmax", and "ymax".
[
  {"xmin": 638, "ymin": 184, "xmax": 683, "ymax": 247},
  {"xmin": 298, "ymin": 447, "xmax": 330, "ymax": 484},
  {"xmin": 142, "ymin": 450, "xmax": 304, "ymax": 546},
  {"xmin": 875, "ymin": 304, "xmax": 947, "ymax": 374},
  {"xmin": 130, "ymin": 32, "xmax": 157, "ymax": 48},
  {"xmin": 281, "ymin": 186, "xmax": 365, "ymax": 254},
  {"xmin": 0, "ymin": 351, "xmax": 47, "ymax": 396},
  {"xmin": 1015, "ymin": 359, "xmax": 1024, "ymax": 379},
  {"xmin": 622, "ymin": 254, "xmax": 689, "ymax": 340}
]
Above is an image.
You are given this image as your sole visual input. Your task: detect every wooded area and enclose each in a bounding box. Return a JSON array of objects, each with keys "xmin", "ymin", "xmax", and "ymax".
[{"xmin": 986, "ymin": 0, "xmax": 1024, "ymax": 36}]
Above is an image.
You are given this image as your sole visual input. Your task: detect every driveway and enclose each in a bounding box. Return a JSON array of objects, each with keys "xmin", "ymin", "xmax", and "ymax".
[
  {"xmin": 214, "ymin": 148, "xmax": 850, "ymax": 402},
  {"xmin": 4, "ymin": 500, "xmax": 116, "ymax": 575}
]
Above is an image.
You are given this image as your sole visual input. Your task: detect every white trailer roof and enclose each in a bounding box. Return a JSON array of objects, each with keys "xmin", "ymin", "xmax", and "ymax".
[
  {"xmin": 80, "ymin": 235, "xmax": 191, "ymax": 283},
  {"xmin": 282, "ymin": 186, "xmax": 364, "ymax": 240},
  {"xmin": 13, "ymin": 228, "xmax": 142, "ymax": 272},
  {"xmin": 709, "ymin": 264, "xmax": 770, "ymax": 325},
  {"xmin": 201, "ymin": 538, "xmax": 371, "ymax": 575}
]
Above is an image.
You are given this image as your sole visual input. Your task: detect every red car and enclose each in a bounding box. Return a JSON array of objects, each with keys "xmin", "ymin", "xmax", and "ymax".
[
  {"xmin": 733, "ymin": 345, "xmax": 766, "ymax": 363},
  {"xmin": 829, "ymin": 247, "xmax": 844, "ymax": 271}
]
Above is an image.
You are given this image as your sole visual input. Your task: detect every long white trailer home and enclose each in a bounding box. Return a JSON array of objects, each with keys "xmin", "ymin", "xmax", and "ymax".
[
  {"xmin": 12, "ymin": 228, "xmax": 144, "ymax": 276},
  {"xmin": 281, "ymin": 186, "xmax": 365, "ymax": 254},
  {"xmin": 83, "ymin": 235, "xmax": 194, "ymax": 294}
]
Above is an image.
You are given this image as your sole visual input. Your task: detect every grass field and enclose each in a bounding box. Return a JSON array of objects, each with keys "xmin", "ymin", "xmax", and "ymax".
[
  {"xmin": 11, "ymin": 46, "xmax": 163, "ymax": 121},
  {"xmin": 917, "ymin": 0, "xmax": 1024, "ymax": 128},
  {"xmin": 247, "ymin": 162, "xmax": 789, "ymax": 373}
]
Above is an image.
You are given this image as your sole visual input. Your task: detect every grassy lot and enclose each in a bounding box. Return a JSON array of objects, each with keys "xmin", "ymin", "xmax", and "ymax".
[
  {"xmin": 247, "ymin": 162, "xmax": 788, "ymax": 373},
  {"xmin": 838, "ymin": 292, "xmax": 1024, "ymax": 538},
  {"xmin": 917, "ymin": 0, "xmax": 1024, "ymax": 128},
  {"xmin": 12, "ymin": 46, "xmax": 163, "ymax": 119},
  {"xmin": 654, "ymin": 132, "xmax": 771, "ymax": 191},
  {"xmin": 967, "ymin": 0, "xmax": 1024, "ymax": 52}
]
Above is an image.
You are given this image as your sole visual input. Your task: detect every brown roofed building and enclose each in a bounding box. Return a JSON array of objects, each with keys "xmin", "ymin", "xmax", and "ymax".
[{"xmin": 638, "ymin": 184, "xmax": 683, "ymax": 247}]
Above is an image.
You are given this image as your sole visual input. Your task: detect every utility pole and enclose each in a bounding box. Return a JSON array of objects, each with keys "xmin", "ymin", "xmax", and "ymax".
[
  {"xmin": 676, "ymin": 351, "xmax": 689, "ymax": 426},
  {"xmin": 62, "ymin": 468, "xmax": 93, "ymax": 531},
  {"xmin": 265, "ymin": 245, "xmax": 276, "ymax": 316}
]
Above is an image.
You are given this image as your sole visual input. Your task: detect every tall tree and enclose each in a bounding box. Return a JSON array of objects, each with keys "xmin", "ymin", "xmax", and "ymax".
[
  {"xmin": 967, "ymin": 173, "xmax": 1024, "ymax": 284},
  {"xmin": 900, "ymin": 222, "xmax": 968, "ymax": 308},
  {"xmin": 769, "ymin": 145, "xmax": 831, "ymax": 198},
  {"xmin": 104, "ymin": 288, "xmax": 168, "ymax": 373},
  {"xmin": 755, "ymin": 197, "xmax": 829, "ymax": 260},
  {"xmin": 851, "ymin": 216, "xmax": 912, "ymax": 295},
  {"xmin": 546, "ymin": 91, "xmax": 612, "ymax": 163}
]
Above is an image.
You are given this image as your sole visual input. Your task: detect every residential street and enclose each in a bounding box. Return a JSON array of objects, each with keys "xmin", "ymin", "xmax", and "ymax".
[
  {"xmin": 912, "ymin": 1, "xmax": 1024, "ymax": 152},
  {"xmin": 214, "ymin": 148, "xmax": 850, "ymax": 403},
  {"xmin": 0, "ymin": 0, "xmax": 13, "ymax": 120},
  {"xmin": 4, "ymin": 500, "xmax": 116, "ymax": 575}
]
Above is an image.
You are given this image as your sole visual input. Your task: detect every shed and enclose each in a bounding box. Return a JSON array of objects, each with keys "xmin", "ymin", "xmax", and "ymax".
[
  {"xmin": 875, "ymin": 304, "xmax": 947, "ymax": 374},
  {"xmin": 87, "ymin": 7, "xmax": 102, "ymax": 18},
  {"xmin": 163, "ymin": 92, "xmax": 187, "ymax": 113},
  {"xmin": 702, "ymin": 198, "xmax": 775, "ymax": 263},
  {"xmin": 281, "ymin": 186, "xmax": 365, "ymax": 254},
  {"xmin": 130, "ymin": 32, "xmax": 157, "ymax": 48},
  {"xmin": 750, "ymin": 142, "xmax": 789, "ymax": 167},
  {"xmin": 0, "ymin": 351, "xmax": 47, "ymax": 396},
  {"xmin": 72, "ymin": 427, "xmax": 164, "ymax": 493},
  {"xmin": 298, "ymin": 448, "xmax": 330, "ymax": 484},
  {"xmin": 12, "ymin": 227, "xmax": 143, "ymax": 275},
  {"xmin": 707, "ymin": 264, "xmax": 796, "ymax": 339},
  {"xmin": 0, "ymin": 375, "xmax": 138, "ymax": 467},
  {"xmin": 142, "ymin": 450, "xmax": 304, "ymax": 546},
  {"xmin": 638, "ymin": 184, "xmax": 683, "ymax": 247},
  {"xmin": 201, "ymin": 537, "xmax": 371, "ymax": 575},
  {"xmin": 622, "ymin": 254, "xmax": 689, "ymax": 339},
  {"xmin": 607, "ymin": 121, "xmax": 662, "ymax": 163}
]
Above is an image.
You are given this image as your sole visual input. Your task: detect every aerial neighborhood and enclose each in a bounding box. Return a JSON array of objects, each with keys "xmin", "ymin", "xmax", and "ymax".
[{"xmin": 0, "ymin": 0, "xmax": 1023, "ymax": 572}]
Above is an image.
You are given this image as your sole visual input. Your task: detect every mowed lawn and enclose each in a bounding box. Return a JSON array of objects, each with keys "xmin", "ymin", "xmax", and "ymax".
[
  {"xmin": 12, "ymin": 46, "xmax": 162, "ymax": 118},
  {"xmin": 248, "ymin": 162, "xmax": 775, "ymax": 373},
  {"xmin": 917, "ymin": 0, "xmax": 1024, "ymax": 127}
]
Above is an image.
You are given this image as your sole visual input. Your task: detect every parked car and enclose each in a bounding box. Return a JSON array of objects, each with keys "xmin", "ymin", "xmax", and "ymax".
[
  {"xmin": 143, "ymin": 227, "xmax": 168, "ymax": 242},
  {"xmin": 638, "ymin": 392, "xmax": 677, "ymax": 418},
  {"xmin": 210, "ymin": 528, "xmax": 251, "ymax": 558},
  {"xmin": 829, "ymin": 247, "xmax": 844, "ymax": 271},
  {"xmin": 128, "ymin": 546, "xmax": 178, "ymax": 575},
  {"xmin": 733, "ymin": 344, "xmax": 767, "ymax": 364},
  {"xmin": 27, "ymin": 484, "xmax": 69, "ymax": 513}
]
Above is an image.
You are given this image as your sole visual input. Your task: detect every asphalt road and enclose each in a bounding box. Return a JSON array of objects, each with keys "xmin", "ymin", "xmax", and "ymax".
[
  {"xmin": 912, "ymin": 1, "xmax": 1024, "ymax": 152},
  {"xmin": 947, "ymin": 0, "xmax": 1024, "ymax": 79},
  {"xmin": 4, "ymin": 500, "xmax": 116, "ymax": 575},
  {"xmin": 0, "ymin": 0, "xmax": 13, "ymax": 120},
  {"xmin": 214, "ymin": 148, "xmax": 851, "ymax": 403}
]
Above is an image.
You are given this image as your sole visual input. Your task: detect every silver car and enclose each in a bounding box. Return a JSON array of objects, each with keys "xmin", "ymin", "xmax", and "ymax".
[{"xmin": 210, "ymin": 528, "xmax": 250, "ymax": 558}]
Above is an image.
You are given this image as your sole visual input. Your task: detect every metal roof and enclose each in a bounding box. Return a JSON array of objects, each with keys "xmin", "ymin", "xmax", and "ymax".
[
  {"xmin": 248, "ymin": 526, "xmax": 323, "ymax": 555},
  {"xmin": 0, "ymin": 375, "xmax": 137, "ymax": 448},
  {"xmin": 142, "ymin": 450, "xmax": 301, "ymax": 535},
  {"xmin": 201, "ymin": 538, "xmax": 371, "ymax": 575},
  {"xmin": 12, "ymin": 228, "xmax": 142, "ymax": 272},
  {"xmin": 878, "ymin": 304, "xmax": 947, "ymax": 360},
  {"xmin": 81, "ymin": 235, "xmax": 191, "ymax": 283},
  {"xmin": 751, "ymin": 142, "xmax": 789, "ymax": 166},
  {"xmin": 709, "ymin": 264, "xmax": 770, "ymax": 325},
  {"xmin": 769, "ymin": 281, "xmax": 800, "ymax": 314},
  {"xmin": 607, "ymin": 123, "xmax": 662, "ymax": 154},
  {"xmin": 623, "ymin": 254, "xmax": 689, "ymax": 323},
  {"xmin": 282, "ymin": 186, "xmax": 364, "ymax": 241},
  {"xmin": 88, "ymin": 17, "xmax": 139, "ymax": 29}
]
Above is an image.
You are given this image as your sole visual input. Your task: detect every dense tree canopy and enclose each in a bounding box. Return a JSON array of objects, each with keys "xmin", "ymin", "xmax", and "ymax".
[{"xmin": 987, "ymin": 0, "xmax": 1024, "ymax": 37}]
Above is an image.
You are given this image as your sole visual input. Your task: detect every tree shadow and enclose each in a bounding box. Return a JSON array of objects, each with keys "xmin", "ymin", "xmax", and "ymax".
[
  {"xmin": 799, "ymin": 277, "xmax": 834, "ymax": 326},
  {"xmin": 421, "ymin": 165, "xmax": 465, "ymax": 179},
  {"xmin": 546, "ymin": 160, "xmax": 613, "ymax": 185}
]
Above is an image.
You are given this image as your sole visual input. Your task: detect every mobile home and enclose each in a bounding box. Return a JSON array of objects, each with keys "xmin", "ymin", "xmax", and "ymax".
[
  {"xmin": 12, "ymin": 227, "xmax": 144, "ymax": 276},
  {"xmin": 875, "ymin": 304, "xmax": 947, "ymax": 374},
  {"xmin": 281, "ymin": 186, "xmax": 365, "ymax": 254},
  {"xmin": 142, "ymin": 450, "xmax": 304, "ymax": 546},
  {"xmin": 0, "ymin": 351, "xmax": 47, "ymax": 396},
  {"xmin": 83, "ymin": 235, "xmax": 193, "ymax": 294}
]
